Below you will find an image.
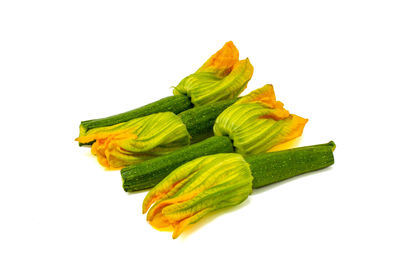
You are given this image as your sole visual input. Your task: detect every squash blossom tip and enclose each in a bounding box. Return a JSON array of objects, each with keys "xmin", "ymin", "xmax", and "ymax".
[
  {"xmin": 174, "ymin": 42, "xmax": 253, "ymax": 106},
  {"xmin": 142, "ymin": 153, "xmax": 253, "ymax": 238},
  {"xmin": 76, "ymin": 112, "xmax": 190, "ymax": 169}
]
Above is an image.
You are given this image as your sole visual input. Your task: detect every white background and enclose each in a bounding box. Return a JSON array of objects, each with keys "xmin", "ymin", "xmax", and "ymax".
[{"xmin": 1, "ymin": 1, "xmax": 399, "ymax": 270}]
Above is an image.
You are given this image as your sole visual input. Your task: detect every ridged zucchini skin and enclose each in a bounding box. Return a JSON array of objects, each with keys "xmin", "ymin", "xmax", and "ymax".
[
  {"xmin": 121, "ymin": 136, "xmax": 234, "ymax": 192},
  {"xmin": 245, "ymin": 141, "xmax": 335, "ymax": 189},
  {"xmin": 179, "ymin": 98, "xmax": 238, "ymax": 143},
  {"xmin": 80, "ymin": 95, "xmax": 192, "ymax": 135}
]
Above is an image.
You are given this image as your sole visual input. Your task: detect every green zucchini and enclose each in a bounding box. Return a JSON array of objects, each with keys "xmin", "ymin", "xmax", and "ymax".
[
  {"xmin": 245, "ymin": 141, "xmax": 335, "ymax": 189},
  {"xmin": 122, "ymin": 139, "xmax": 335, "ymax": 192},
  {"xmin": 79, "ymin": 95, "xmax": 192, "ymax": 137},
  {"xmin": 121, "ymin": 136, "xmax": 234, "ymax": 192},
  {"xmin": 179, "ymin": 98, "xmax": 238, "ymax": 142}
]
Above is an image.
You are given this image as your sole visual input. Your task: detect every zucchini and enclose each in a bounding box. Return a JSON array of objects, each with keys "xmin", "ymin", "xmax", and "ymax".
[
  {"xmin": 245, "ymin": 141, "xmax": 335, "ymax": 189},
  {"xmin": 79, "ymin": 95, "xmax": 192, "ymax": 137},
  {"xmin": 122, "ymin": 140, "xmax": 335, "ymax": 192},
  {"xmin": 179, "ymin": 98, "xmax": 238, "ymax": 142},
  {"xmin": 121, "ymin": 136, "xmax": 234, "ymax": 192}
]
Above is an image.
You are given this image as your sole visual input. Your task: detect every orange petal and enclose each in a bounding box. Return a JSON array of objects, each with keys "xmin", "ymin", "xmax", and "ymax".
[
  {"xmin": 149, "ymin": 212, "xmax": 172, "ymax": 229},
  {"xmin": 171, "ymin": 208, "xmax": 211, "ymax": 239},
  {"xmin": 259, "ymin": 103, "xmax": 290, "ymax": 120},
  {"xmin": 146, "ymin": 189, "xmax": 201, "ymax": 223},
  {"xmin": 197, "ymin": 41, "xmax": 239, "ymax": 77},
  {"xmin": 235, "ymin": 84, "xmax": 276, "ymax": 106},
  {"xmin": 280, "ymin": 114, "xmax": 309, "ymax": 143},
  {"xmin": 235, "ymin": 84, "xmax": 290, "ymax": 120},
  {"xmin": 266, "ymin": 114, "xmax": 308, "ymax": 151}
]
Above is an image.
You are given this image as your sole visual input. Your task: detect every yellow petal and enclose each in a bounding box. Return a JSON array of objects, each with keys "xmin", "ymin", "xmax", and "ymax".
[
  {"xmin": 265, "ymin": 114, "xmax": 308, "ymax": 149},
  {"xmin": 142, "ymin": 156, "xmax": 210, "ymax": 213},
  {"xmin": 146, "ymin": 192, "xmax": 197, "ymax": 223},
  {"xmin": 149, "ymin": 211, "xmax": 171, "ymax": 229},
  {"xmin": 259, "ymin": 103, "xmax": 290, "ymax": 121},
  {"xmin": 172, "ymin": 208, "xmax": 212, "ymax": 239},
  {"xmin": 236, "ymin": 84, "xmax": 277, "ymax": 107},
  {"xmin": 235, "ymin": 84, "xmax": 289, "ymax": 120}
]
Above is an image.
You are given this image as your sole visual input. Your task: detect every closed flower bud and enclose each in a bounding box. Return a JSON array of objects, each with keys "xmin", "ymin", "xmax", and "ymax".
[
  {"xmin": 75, "ymin": 112, "xmax": 190, "ymax": 169},
  {"xmin": 142, "ymin": 153, "xmax": 253, "ymax": 239},
  {"xmin": 173, "ymin": 41, "xmax": 254, "ymax": 106},
  {"xmin": 214, "ymin": 84, "xmax": 308, "ymax": 155}
]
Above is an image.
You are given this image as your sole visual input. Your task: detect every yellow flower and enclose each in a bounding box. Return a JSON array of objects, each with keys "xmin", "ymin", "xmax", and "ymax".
[
  {"xmin": 142, "ymin": 153, "xmax": 253, "ymax": 239},
  {"xmin": 173, "ymin": 41, "xmax": 254, "ymax": 106},
  {"xmin": 214, "ymin": 84, "xmax": 308, "ymax": 155},
  {"xmin": 75, "ymin": 112, "xmax": 190, "ymax": 169}
]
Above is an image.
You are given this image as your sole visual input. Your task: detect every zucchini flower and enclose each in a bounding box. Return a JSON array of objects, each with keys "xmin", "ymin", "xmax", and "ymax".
[
  {"xmin": 123, "ymin": 85, "xmax": 309, "ymax": 192},
  {"xmin": 142, "ymin": 153, "xmax": 253, "ymax": 239},
  {"xmin": 173, "ymin": 41, "xmax": 254, "ymax": 106},
  {"xmin": 214, "ymin": 84, "xmax": 308, "ymax": 155},
  {"xmin": 79, "ymin": 41, "xmax": 253, "ymax": 138},
  {"xmin": 142, "ymin": 142, "xmax": 336, "ymax": 239},
  {"xmin": 75, "ymin": 112, "xmax": 190, "ymax": 169}
]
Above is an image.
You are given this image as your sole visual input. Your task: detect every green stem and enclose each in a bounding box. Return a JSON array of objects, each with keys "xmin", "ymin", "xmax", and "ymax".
[
  {"xmin": 79, "ymin": 95, "xmax": 192, "ymax": 137},
  {"xmin": 245, "ymin": 141, "xmax": 335, "ymax": 189}
]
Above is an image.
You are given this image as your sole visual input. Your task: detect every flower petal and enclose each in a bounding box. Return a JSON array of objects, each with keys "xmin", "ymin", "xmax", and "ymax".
[
  {"xmin": 142, "ymin": 155, "xmax": 211, "ymax": 213},
  {"xmin": 76, "ymin": 112, "xmax": 190, "ymax": 169},
  {"xmin": 235, "ymin": 84, "xmax": 277, "ymax": 107},
  {"xmin": 172, "ymin": 208, "xmax": 212, "ymax": 239},
  {"xmin": 197, "ymin": 41, "xmax": 239, "ymax": 78}
]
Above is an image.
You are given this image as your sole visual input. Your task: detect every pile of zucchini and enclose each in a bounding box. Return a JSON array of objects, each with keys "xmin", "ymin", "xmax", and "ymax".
[{"xmin": 76, "ymin": 41, "xmax": 335, "ymax": 238}]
